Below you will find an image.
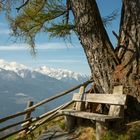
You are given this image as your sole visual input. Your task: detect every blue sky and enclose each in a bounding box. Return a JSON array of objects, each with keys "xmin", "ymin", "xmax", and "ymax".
[{"xmin": 0, "ymin": 0, "xmax": 122, "ymax": 75}]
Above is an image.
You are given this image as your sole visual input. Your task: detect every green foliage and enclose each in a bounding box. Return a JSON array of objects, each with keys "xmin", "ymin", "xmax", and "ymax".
[
  {"xmin": 0, "ymin": 2, "xmax": 2, "ymax": 11},
  {"xmin": 0, "ymin": 0, "xmax": 118, "ymax": 52},
  {"xmin": 9, "ymin": 0, "xmax": 68, "ymax": 53},
  {"xmin": 126, "ymin": 124, "xmax": 140, "ymax": 140},
  {"xmin": 46, "ymin": 23, "xmax": 74, "ymax": 38},
  {"xmin": 58, "ymin": 120, "xmax": 65, "ymax": 130},
  {"xmin": 102, "ymin": 124, "xmax": 140, "ymax": 140},
  {"xmin": 102, "ymin": 131, "xmax": 126, "ymax": 140}
]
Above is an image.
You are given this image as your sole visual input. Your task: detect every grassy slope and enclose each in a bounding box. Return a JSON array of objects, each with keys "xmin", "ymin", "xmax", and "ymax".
[{"xmin": 5, "ymin": 118, "xmax": 140, "ymax": 140}]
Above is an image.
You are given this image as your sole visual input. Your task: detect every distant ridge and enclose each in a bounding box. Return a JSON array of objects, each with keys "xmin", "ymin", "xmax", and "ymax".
[
  {"xmin": 0, "ymin": 59, "xmax": 89, "ymax": 117},
  {"xmin": 0, "ymin": 59, "xmax": 89, "ymax": 83}
]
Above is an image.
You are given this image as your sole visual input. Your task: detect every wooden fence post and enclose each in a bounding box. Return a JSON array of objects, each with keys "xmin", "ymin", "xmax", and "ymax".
[
  {"xmin": 25, "ymin": 100, "xmax": 34, "ymax": 120},
  {"xmin": 22, "ymin": 100, "xmax": 34, "ymax": 131}
]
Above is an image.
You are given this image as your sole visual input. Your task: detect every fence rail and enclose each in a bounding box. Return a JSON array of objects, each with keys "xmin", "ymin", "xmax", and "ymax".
[{"xmin": 0, "ymin": 79, "xmax": 93, "ymax": 139}]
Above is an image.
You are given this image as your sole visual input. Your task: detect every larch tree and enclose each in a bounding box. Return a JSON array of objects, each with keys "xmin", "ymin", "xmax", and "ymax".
[{"xmin": 1, "ymin": 0, "xmax": 140, "ymax": 119}]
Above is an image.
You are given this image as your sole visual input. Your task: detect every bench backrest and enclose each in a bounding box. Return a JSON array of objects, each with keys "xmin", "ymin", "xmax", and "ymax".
[
  {"xmin": 73, "ymin": 94, "xmax": 126, "ymax": 105},
  {"xmin": 73, "ymin": 85, "xmax": 126, "ymax": 105},
  {"xmin": 74, "ymin": 85, "xmax": 126, "ymax": 117}
]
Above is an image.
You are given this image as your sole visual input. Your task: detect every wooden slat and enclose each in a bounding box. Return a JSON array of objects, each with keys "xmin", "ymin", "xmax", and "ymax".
[
  {"xmin": 109, "ymin": 85, "xmax": 125, "ymax": 117},
  {"xmin": 0, "ymin": 127, "xmax": 28, "ymax": 140},
  {"xmin": 26, "ymin": 101, "xmax": 74, "ymax": 134},
  {"xmin": 59, "ymin": 109, "xmax": 122, "ymax": 122},
  {"xmin": 0, "ymin": 118, "xmax": 31, "ymax": 132},
  {"xmin": 31, "ymin": 101, "xmax": 73, "ymax": 123},
  {"xmin": 0, "ymin": 110, "xmax": 31, "ymax": 123},
  {"xmin": 75, "ymin": 86, "xmax": 86, "ymax": 111},
  {"xmin": 72, "ymin": 93, "xmax": 126, "ymax": 105}
]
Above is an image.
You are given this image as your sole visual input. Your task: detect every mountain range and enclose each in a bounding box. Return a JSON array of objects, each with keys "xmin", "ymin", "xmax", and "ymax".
[{"xmin": 0, "ymin": 59, "xmax": 89, "ymax": 118}]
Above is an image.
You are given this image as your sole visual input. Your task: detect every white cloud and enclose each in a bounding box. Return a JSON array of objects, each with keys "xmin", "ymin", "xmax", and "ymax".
[
  {"xmin": 36, "ymin": 42, "xmax": 74, "ymax": 49},
  {"xmin": 0, "ymin": 42, "xmax": 76, "ymax": 50},
  {"xmin": 0, "ymin": 44, "xmax": 27, "ymax": 50},
  {"xmin": 45, "ymin": 59, "xmax": 82, "ymax": 63}
]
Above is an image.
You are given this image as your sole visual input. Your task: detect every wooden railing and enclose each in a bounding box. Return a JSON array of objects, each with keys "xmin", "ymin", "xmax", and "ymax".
[{"xmin": 0, "ymin": 79, "xmax": 93, "ymax": 139}]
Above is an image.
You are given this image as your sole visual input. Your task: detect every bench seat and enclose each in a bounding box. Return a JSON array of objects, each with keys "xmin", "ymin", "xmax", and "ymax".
[
  {"xmin": 59, "ymin": 109, "xmax": 122, "ymax": 122},
  {"xmin": 59, "ymin": 86, "xmax": 126, "ymax": 140}
]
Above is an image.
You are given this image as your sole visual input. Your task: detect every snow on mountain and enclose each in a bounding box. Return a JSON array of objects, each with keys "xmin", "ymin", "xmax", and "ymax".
[
  {"xmin": 0, "ymin": 68, "xmax": 22, "ymax": 81},
  {"xmin": 0, "ymin": 59, "xmax": 27, "ymax": 71},
  {"xmin": 0, "ymin": 59, "xmax": 89, "ymax": 117},
  {"xmin": 35, "ymin": 66, "xmax": 88, "ymax": 83},
  {"xmin": 0, "ymin": 59, "xmax": 29, "ymax": 78},
  {"xmin": 0, "ymin": 59, "xmax": 89, "ymax": 83}
]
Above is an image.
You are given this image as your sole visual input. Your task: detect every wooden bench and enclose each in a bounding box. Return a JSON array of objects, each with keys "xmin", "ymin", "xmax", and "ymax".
[{"xmin": 59, "ymin": 86, "xmax": 127, "ymax": 140}]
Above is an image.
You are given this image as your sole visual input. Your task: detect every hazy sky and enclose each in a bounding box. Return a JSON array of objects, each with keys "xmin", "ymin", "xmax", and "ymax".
[{"xmin": 0, "ymin": 0, "xmax": 122, "ymax": 75}]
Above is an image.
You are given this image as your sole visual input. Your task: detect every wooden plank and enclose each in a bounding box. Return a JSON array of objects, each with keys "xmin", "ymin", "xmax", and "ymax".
[
  {"xmin": 75, "ymin": 86, "xmax": 86, "ymax": 111},
  {"xmin": 109, "ymin": 85, "xmax": 125, "ymax": 117},
  {"xmin": 36, "ymin": 101, "xmax": 73, "ymax": 121},
  {"xmin": 26, "ymin": 101, "xmax": 74, "ymax": 134},
  {"xmin": 59, "ymin": 109, "xmax": 122, "ymax": 122},
  {"xmin": 0, "ymin": 127, "xmax": 28, "ymax": 140},
  {"xmin": 0, "ymin": 118, "xmax": 31, "ymax": 132},
  {"xmin": 73, "ymin": 93, "xmax": 126, "ymax": 105},
  {"xmin": 0, "ymin": 110, "xmax": 32, "ymax": 123},
  {"xmin": 75, "ymin": 86, "xmax": 86, "ymax": 125}
]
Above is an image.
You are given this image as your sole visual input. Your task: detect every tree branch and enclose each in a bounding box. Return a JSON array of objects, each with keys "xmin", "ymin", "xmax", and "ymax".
[
  {"xmin": 66, "ymin": 0, "xmax": 71, "ymax": 24},
  {"xmin": 112, "ymin": 30, "xmax": 119, "ymax": 40},
  {"xmin": 16, "ymin": 0, "xmax": 30, "ymax": 12}
]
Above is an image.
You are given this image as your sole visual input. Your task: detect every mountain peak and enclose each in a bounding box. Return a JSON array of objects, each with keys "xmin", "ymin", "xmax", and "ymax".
[
  {"xmin": 0, "ymin": 59, "xmax": 27, "ymax": 72},
  {"xmin": 35, "ymin": 66, "xmax": 88, "ymax": 83},
  {"xmin": 0, "ymin": 59, "xmax": 89, "ymax": 82}
]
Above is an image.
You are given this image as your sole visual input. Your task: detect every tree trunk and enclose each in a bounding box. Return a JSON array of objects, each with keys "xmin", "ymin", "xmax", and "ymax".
[
  {"xmin": 117, "ymin": 0, "xmax": 140, "ymax": 118},
  {"xmin": 70, "ymin": 0, "xmax": 119, "ymax": 93},
  {"xmin": 70, "ymin": 0, "xmax": 140, "ymax": 119},
  {"xmin": 118, "ymin": 0, "xmax": 140, "ymax": 100}
]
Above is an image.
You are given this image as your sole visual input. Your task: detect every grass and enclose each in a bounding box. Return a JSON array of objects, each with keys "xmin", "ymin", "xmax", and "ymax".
[
  {"xmin": 5, "ymin": 118, "xmax": 140, "ymax": 140},
  {"xmin": 4, "ymin": 101, "xmax": 140, "ymax": 140},
  {"xmin": 102, "ymin": 122, "xmax": 140, "ymax": 140},
  {"xmin": 101, "ymin": 130, "xmax": 126, "ymax": 140},
  {"xmin": 73, "ymin": 126, "xmax": 96, "ymax": 140},
  {"xmin": 4, "ymin": 102, "xmax": 75, "ymax": 140},
  {"xmin": 5, "ymin": 116, "xmax": 64, "ymax": 140}
]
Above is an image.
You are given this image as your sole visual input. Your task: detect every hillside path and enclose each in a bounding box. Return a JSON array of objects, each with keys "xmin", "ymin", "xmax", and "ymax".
[{"xmin": 37, "ymin": 125, "xmax": 76, "ymax": 140}]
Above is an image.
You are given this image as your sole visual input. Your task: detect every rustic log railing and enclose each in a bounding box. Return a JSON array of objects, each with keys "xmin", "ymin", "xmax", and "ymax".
[{"xmin": 0, "ymin": 79, "xmax": 93, "ymax": 139}]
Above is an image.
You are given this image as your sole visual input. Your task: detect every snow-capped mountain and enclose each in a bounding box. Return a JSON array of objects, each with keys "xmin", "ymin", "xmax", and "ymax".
[
  {"xmin": 0, "ymin": 59, "xmax": 27, "ymax": 72},
  {"xmin": 0, "ymin": 59, "xmax": 89, "ymax": 118},
  {"xmin": 0, "ymin": 59, "xmax": 30, "ymax": 78},
  {"xmin": 35, "ymin": 66, "xmax": 88, "ymax": 84},
  {"xmin": 0, "ymin": 59, "xmax": 88, "ymax": 82}
]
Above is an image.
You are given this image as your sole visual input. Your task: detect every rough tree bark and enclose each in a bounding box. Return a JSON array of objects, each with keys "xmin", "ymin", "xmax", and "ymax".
[
  {"xmin": 118, "ymin": 0, "xmax": 140, "ymax": 98},
  {"xmin": 70, "ymin": 0, "xmax": 119, "ymax": 93},
  {"xmin": 70, "ymin": 0, "xmax": 140, "ymax": 119},
  {"xmin": 117, "ymin": 0, "xmax": 140, "ymax": 118}
]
